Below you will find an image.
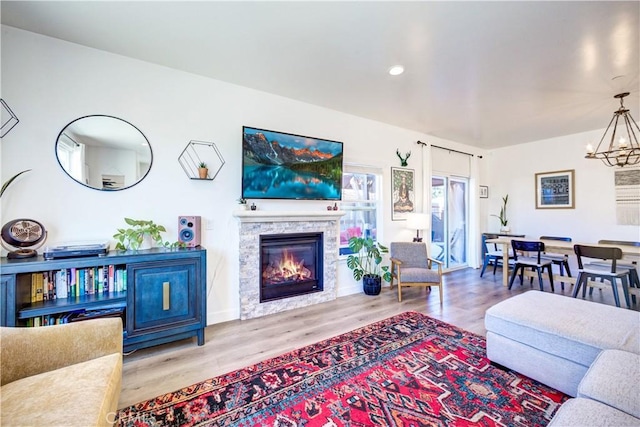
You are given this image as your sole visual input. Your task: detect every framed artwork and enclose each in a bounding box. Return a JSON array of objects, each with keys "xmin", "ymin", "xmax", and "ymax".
[
  {"xmin": 391, "ymin": 167, "xmax": 415, "ymax": 220},
  {"xmin": 479, "ymin": 185, "xmax": 489, "ymax": 198},
  {"xmin": 535, "ymin": 169, "xmax": 575, "ymax": 209}
]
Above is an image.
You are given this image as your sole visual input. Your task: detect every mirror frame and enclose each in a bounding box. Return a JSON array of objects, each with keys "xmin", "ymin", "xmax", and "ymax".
[{"xmin": 55, "ymin": 115, "xmax": 153, "ymax": 191}]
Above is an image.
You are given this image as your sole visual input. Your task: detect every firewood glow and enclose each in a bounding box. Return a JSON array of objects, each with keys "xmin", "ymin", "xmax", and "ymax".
[{"xmin": 263, "ymin": 250, "xmax": 312, "ymax": 284}]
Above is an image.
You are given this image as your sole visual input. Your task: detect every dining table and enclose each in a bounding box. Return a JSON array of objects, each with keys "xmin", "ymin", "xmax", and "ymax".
[{"xmin": 485, "ymin": 237, "xmax": 640, "ymax": 287}]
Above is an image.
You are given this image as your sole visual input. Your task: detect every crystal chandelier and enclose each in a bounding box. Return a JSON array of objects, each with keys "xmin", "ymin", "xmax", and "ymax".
[{"xmin": 585, "ymin": 92, "xmax": 640, "ymax": 167}]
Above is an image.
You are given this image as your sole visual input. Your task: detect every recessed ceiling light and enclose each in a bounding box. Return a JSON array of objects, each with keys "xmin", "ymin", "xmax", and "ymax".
[{"xmin": 388, "ymin": 65, "xmax": 404, "ymax": 76}]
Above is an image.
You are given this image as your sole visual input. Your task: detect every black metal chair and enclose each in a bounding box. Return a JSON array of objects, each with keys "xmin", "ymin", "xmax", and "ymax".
[
  {"xmin": 572, "ymin": 244, "xmax": 633, "ymax": 308},
  {"xmin": 480, "ymin": 233, "xmax": 515, "ymax": 278},
  {"xmin": 508, "ymin": 240, "xmax": 554, "ymax": 292},
  {"xmin": 539, "ymin": 236, "xmax": 572, "ymax": 290}
]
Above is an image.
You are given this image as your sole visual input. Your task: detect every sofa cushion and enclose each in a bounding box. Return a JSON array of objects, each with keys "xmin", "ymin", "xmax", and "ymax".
[
  {"xmin": 399, "ymin": 267, "xmax": 440, "ymax": 283},
  {"xmin": 578, "ymin": 349, "xmax": 640, "ymax": 419},
  {"xmin": 486, "ymin": 330, "xmax": 587, "ymax": 397},
  {"xmin": 548, "ymin": 398, "xmax": 639, "ymax": 426},
  {"xmin": 485, "ymin": 291, "xmax": 640, "ymax": 366},
  {"xmin": 1, "ymin": 353, "xmax": 122, "ymax": 427}
]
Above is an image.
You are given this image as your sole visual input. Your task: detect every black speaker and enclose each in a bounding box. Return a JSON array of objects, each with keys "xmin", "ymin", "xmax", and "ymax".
[{"xmin": 178, "ymin": 216, "xmax": 201, "ymax": 247}]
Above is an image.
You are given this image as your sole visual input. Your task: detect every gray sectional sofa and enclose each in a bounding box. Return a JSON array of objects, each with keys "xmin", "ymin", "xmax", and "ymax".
[{"xmin": 485, "ymin": 291, "xmax": 640, "ymax": 425}]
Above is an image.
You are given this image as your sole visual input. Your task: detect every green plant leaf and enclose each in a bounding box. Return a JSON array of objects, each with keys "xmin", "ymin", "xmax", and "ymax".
[
  {"xmin": 1, "ymin": 169, "xmax": 31, "ymax": 198},
  {"xmin": 345, "ymin": 236, "xmax": 390, "ymax": 281},
  {"xmin": 113, "ymin": 217, "xmax": 181, "ymax": 251}
]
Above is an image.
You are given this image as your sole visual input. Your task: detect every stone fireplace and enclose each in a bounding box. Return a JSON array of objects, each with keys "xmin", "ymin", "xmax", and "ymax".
[
  {"xmin": 234, "ymin": 211, "xmax": 344, "ymax": 320},
  {"xmin": 260, "ymin": 232, "xmax": 323, "ymax": 302}
]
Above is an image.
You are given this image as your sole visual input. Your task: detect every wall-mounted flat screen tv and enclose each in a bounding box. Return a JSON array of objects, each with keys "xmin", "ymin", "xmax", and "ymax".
[{"xmin": 242, "ymin": 126, "xmax": 343, "ymax": 200}]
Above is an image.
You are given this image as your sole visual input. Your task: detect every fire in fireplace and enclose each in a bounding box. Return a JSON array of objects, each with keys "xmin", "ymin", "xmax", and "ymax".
[{"xmin": 260, "ymin": 232, "xmax": 323, "ymax": 302}]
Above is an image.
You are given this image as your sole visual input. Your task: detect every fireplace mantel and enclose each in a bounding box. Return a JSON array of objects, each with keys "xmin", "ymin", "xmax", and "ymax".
[{"xmin": 234, "ymin": 210, "xmax": 345, "ymax": 223}]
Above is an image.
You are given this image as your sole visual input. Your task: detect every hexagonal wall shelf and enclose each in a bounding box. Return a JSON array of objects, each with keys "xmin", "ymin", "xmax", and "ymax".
[{"xmin": 178, "ymin": 140, "xmax": 225, "ymax": 180}]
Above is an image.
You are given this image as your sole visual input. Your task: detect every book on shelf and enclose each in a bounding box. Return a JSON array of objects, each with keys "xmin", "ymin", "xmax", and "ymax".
[
  {"xmin": 25, "ymin": 265, "xmax": 127, "ymax": 305},
  {"xmin": 78, "ymin": 269, "xmax": 85, "ymax": 296},
  {"xmin": 31, "ymin": 273, "xmax": 44, "ymax": 302},
  {"xmin": 44, "ymin": 271, "xmax": 55, "ymax": 300},
  {"xmin": 56, "ymin": 269, "xmax": 68, "ymax": 299}
]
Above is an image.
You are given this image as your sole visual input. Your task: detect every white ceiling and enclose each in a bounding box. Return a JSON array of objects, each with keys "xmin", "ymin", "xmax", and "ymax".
[{"xmin": 2, "ymin": 1, "xmax": 639, "ymax": 150}]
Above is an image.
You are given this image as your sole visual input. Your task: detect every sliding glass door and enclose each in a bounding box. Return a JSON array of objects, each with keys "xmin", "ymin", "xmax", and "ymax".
[{"xmin": 431, "ymin": 175, "xmax": 468, "ymax": 269}]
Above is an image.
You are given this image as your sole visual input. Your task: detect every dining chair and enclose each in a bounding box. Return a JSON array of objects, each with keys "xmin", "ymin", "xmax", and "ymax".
[
  {"xmin": 508, "ymin": 240, "xmax": 555, "ymax": 292},
  {"xmin": 480, "ymin": 233, "xmax": 515, "ymax": 278},
  {"xmin": 389, "ymin": 242, "xmax": 443, "ymax": 303},
  {"xmin": 539, "ymin": 236, "xmax": 572, "ymax": 290},
  {"xmin": 592, "ymin": 240, "xmax": 640, "ymax": 296},
  {"xmin": 572, "ymin": 244, "xmax": 632, "ymax": 308}
]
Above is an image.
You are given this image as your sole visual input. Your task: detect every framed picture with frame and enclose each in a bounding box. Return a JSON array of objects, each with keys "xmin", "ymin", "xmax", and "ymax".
[
  {"xmin": 535, "ymin": 169, "xmax": 575, "ymax": 209},
  {"xmin": 479, "ymin": 185, "xmax": 489, "ymax": 198},
  {"xmin": 391, "ymin": 167, "xmax": 415, "ymax": 220}
]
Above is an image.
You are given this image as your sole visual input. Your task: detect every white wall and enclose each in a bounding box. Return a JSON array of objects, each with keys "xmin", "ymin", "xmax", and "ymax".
[
  {"xmin": 1, "ymin": 26, "xmax": 487, "ymax": 324},
  {"xmin": 486, "ymin": 130, "xmax": 640, "ymax": 243}
]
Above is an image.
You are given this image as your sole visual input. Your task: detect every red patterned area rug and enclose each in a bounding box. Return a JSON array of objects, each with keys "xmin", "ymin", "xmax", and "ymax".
[{"xmin": 117, "ymin": 311, "xmax": 566, "ymax": 426}]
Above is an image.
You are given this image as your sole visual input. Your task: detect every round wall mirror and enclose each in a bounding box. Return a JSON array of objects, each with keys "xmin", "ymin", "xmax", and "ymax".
[{"xmin": 55, "ymin": 115, "xmax": 153, "ymax": 191}]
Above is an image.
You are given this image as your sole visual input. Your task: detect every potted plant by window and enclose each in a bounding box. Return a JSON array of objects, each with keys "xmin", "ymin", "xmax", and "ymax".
[
  {"xmin": 198, "ymin": 162, "xmax": 208, "ymax": 179},
  {"xmin": 346, "ymin": 236, "xmax": 392, "ymax": 295},
  {"xmin": 491, "ymin": 194, "xmax": 510, "ymax": 232}
]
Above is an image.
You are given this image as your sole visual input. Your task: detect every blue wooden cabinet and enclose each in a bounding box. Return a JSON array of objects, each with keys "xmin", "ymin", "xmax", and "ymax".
[{"xmin": 0, "ymin": 248, "xmax": 207, "ymax": 352}]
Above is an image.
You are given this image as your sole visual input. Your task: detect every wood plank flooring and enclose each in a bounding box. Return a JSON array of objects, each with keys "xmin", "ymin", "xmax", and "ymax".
[{"xmin": 119, "ymin": 267, "xmax": 638, "ymax": 409}]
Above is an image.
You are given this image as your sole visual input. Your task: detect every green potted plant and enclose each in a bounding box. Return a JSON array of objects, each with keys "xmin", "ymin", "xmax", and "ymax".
[
  {"xmin": 198, "ymin": 162, "xmax": 208, "ymax": 179},
  {"xmin": 346, "ymin": 236, "xmax": 392, "ymax": 295},
  {"xmin": 237, "ymin": 197, "xmax": 248, "ymax": 210},
  {"xmin": 491, "ymin": 194, "xmax": 509, "ymax": 232},
  {"xmin": 113, "ymin": 218, "xmax": 181, "ymax": 250}
]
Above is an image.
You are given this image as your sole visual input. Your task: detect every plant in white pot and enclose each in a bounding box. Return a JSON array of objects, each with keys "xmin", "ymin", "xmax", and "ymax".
[
  {"xmin": 346, "ymin": 236, "xmax": 392, "ymax": 295},
  {"xmin": 491, "ymin": 194, "xmax": 510, "ymax": 232}
]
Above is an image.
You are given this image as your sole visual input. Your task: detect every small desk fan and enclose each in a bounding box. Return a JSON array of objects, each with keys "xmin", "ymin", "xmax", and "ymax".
[{"xmin": 1, "ymin": 219, "xmax": 47, "ymax": 259}]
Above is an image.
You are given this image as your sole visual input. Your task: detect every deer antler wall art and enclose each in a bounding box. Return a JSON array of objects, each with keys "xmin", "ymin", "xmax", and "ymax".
[{"xmin": 396, "ymin": 149, "xmax": 411, "ymax": 167}]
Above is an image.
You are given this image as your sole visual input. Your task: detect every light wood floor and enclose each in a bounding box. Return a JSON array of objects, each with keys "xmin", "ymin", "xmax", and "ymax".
[{"xmin": 119, "ymin": 267, "xmax": 638, "ymax": 409}]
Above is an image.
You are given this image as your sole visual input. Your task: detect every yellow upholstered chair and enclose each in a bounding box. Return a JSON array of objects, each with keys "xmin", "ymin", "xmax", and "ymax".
[
  {"xmin": 390, "ymin": 242, "xmax": 443, "ymax": 303},
  {"xmin": 1, "ymin": 318, "xmax": 123, "ymax": 426}
]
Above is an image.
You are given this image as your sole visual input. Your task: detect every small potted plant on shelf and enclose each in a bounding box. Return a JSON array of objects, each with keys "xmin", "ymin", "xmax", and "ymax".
[
  {"xmin": 491, "ymin": 194, "xmax": 510, "ymax": 232},
  {"xmin": 346, "ymin": 236, "xmax": 392, "ymax": 295},
  {"xmin": 237, "ymin": 197, "xmax": 248, "ymax": 210},
  {"xmin": 113, "ymin": 218, "xmax": 182, "ymax": 250},
  {"xmin": 198, "ymin": 162, "xmax": 208, "ymax": 179}
]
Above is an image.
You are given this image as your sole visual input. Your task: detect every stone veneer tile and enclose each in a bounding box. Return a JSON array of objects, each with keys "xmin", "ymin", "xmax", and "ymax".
[{"xmin": 238, "ymin": 218, "xmax": 339, "ymax": 320}]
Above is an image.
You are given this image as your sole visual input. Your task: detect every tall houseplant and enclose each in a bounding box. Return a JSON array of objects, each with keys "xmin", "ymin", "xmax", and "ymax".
[
  {"xmin": 346, "ymin": 236, "xmax": 392, "ymax": 295},
  {"xmin": 491, "ymin": 194, "xmax": 509, "ymax": 232}
]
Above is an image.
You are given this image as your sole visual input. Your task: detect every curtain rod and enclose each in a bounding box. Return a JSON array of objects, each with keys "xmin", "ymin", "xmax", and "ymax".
[{"xmin": 417, "ymin": 141, "xmax": 483, "ymax": 159}]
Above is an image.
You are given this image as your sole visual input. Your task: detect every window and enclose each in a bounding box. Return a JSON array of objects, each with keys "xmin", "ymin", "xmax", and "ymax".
[
  {"xmin": 339, "ymin": 166, "xmax": 382, "ymax": 256},
  {"xmin": 56, "ymin": 134, "xmax": 85, "ymax": 183}
]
